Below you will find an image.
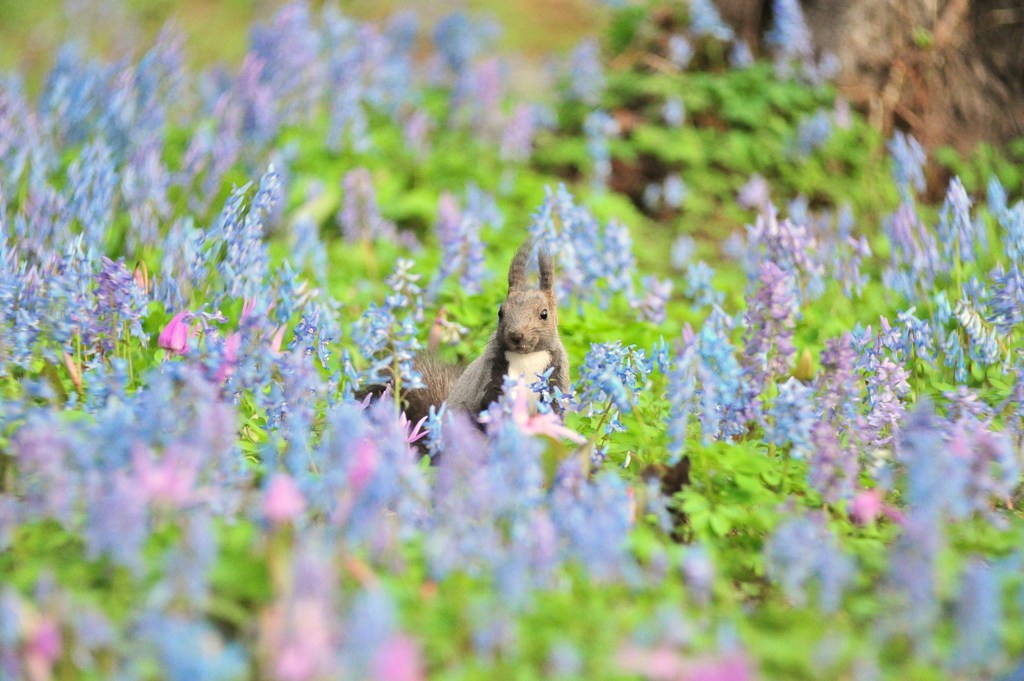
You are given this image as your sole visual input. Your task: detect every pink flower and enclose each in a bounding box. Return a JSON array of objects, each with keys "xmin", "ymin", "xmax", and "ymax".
[
  {"xmin": 27, "ymin": 616, "xmax": 62, "ymax": 665},
  {"xmin": 215, "ymin": 333, "xmax": 242, "ymax": 383},
  {"xmin": 264, "ymin": 473, "xmax": 306, "ymax": 525},
  {"xmin": 850, "ymin": 489, "xmax": 883, "ymax": 525},
  {"xmin": 270, "ymin": 324, "xmax": 288, "ymax": 356},
  {"xmin": 400, "ymin": 413, "xmax": 428, "ymax": 445},
  {"xmin": 264, "ymin": 600, "xmax": 335, "ymax": 681},
  {"xmin": 241, "ymin": 296, "xmax": 258, "ymax": 320},
  {"xmin": 349, "ymin": 439, "xmax": 379, "ymax": 493},
  {"xmin": 617, "ymin": 646, "xmax": 754, "ymax": 681},
  {"xmin": 616, "ymin": 645, "xmax": 687, "ymax": 679},
  {"xmin": 688, "ymin": 654, "xmax": 755, "ymax": 681},
  {"xmin": 510, "ymin": 380, "xmax": 586, "ymax": 444},
  {"xmin": 851, "ymin": 488, "xmax": 905, "ymax": 526},
  {"xmin": 276, "ymin": 642, "xmax": 318, "ymax": 681},
  {"xmin": 371, "ymin": 635, "xmax": 424, "ymax": 681},
  {"xmin": 133, "ymin": 445, "xmax": 197, "ymax": 509},
  {"xmin": 158, "ymin": 311, "xmax": 194, "ymax": 354}
]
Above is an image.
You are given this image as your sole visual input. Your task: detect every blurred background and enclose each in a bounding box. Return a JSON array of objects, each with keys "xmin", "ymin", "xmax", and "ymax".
[
  {"xmin": 3, "ymin": 0, "xmax": 1022, "ymax": 154},
  {"xmin": 0, "ymin": 0, "xmax": 600, "ymax": 92}
]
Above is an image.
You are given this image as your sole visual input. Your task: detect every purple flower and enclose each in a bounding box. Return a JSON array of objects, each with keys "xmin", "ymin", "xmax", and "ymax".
[
  {"xmin": 865, "ymin": 357, "xmax": 910, "ymax": 451},
  {"xmin": 731, "ymin": 40, "xmax": 755, "ymax": 68},
  {"xmin": 998, "ymin": 202, "xmax": 1024, "ymax": 261},
  {"xmin": 746, "ymin": 207, "xmax": 821, "ymax": 289},
  {"xmin": 954, "ymin": 298, "xmax": 1002, "ymax": 366},
  {"xmin": 681, "ymin": 545, "xmax": 715, "ymax": 605},
  {"xmin": 428, "ymin": 190, "xmax": 487, "ymax": 298},
  {"xmin": 791, "ymin": 109, "xmax": 832, "ymax": 157},
  {"xmin": 529, "ymin": 185, "xmax": 636, "ymax": 310},
  {"xmin": 988, "ymin": 263, "xmax": 1024, "ymax": 335},
  {"xmin": 500, "ymin": 103, "xmax": 537, "ymax": 162},
  {"xmin": 219, "ymin": 165, "xmax": 281, "ymax": 301},
  {"xmin": 950, "ymin": 560, "xmax": 1003, "ymax": 672},
  {"xmin": 766, "ymin": 378, "xmax": 815, "ymax": 456},
  {"xmin": 566, "ymin": 38, "xmax": 605, "ymax": 105},
  {"xmin": 665, "ymin": 326, "xmax": 699, "ymax": 458},
  {"xmin": 433, "ymin": 12, "xmax": 497, "ymax": 75},
  {"xmin": 84, "ymin": 470, "xmax": 150, "ymax": 572},
  {"xmin": 637, "ymin": 276, "xmax": 673, "ymax": 324},
  {"xmin": 882, "ymin": 201, "xmax": 941, "ymax": 297},
  {"xmin": 888, "ymin": 131, "xmax": 926, "ymax": 201},
  {"xmin": 808, "ymin": 421, "xmax": 857, "ymax": 504},
  {"xmin": 663, "ymin": 174, "xmax": 687, "ymax": 209},
  {"xmin": 94, "ymin": 255, "xmax": 149, "ymax": 353},
  {"xmin": 663, "ymin": 97, "xmax": 685, "ymax": 127},
  {"xmin": 949, "ymin": 418, "xmax": 1019, "ymax": 515},
  {"xmin": 766, "ymin": 0, "xmax": 812, "ymax": 62},
  {"xmin": 290, "ymin": 302, "xmax": 338, "ymax": 369},
  {"xmin": 667, "ymin": 34, "xmax": 693, "ymax": 68},
  {"xmin": 339, "ymin": 168, "xmax": 397, "ymax": 244},
  {"xmin": 815, "ymin": 334, "xmax": 860, "ymax": 426},
  {"xmin": 690, "ymin": 0, "xmax": 734, "ymax": 40},
  {"xmin": 584, "ymin": 110, "xmax": 618, "ymax": 191},
  {"xmin": 938, "ymin": 176, "xmax": 977, "ymax": 264},
  {"xmin": 897, "ymin": 401, "xmax": 967, "ymax": 520},
  {"xmin": 742, "ymin": 260, "xmax": 798, "ymax": 397},
  {"xmin": 896, "ymin": 307, "xmax": 935, "ymax": 362},
  {"xmin": 671, "ymin": 235, "xmax": 696, "ymax": 270},
  {"xmin": 883, "ymin": 513, "xmax": 943, "ymax": 648},
  {"xmin": 764, "ymin": 512, "xmax": 853, "ymax": 613},
  {"xmin": 352, "ymin": 259, "xmax": 424, "ymax": 391},
  {"xmin": 402, "ymin": 108, "xmax": 431, "ymax": 157},
  {"xmin": 737, "ymin": 174, "xmax": 771, "ymax": 211}
]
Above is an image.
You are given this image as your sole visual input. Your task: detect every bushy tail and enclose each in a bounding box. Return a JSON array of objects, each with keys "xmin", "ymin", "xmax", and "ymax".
[
  {"xmin": 403, "ymin": 354, "xmax": 463, "ymax": 429},
  {"xmin": 355, "ymin": 354, "xmax": 463, "ymax": 430}
]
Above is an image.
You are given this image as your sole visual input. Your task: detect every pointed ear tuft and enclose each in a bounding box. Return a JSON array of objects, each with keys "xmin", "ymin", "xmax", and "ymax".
[
  {"xmin": 538, "ymin": 249, "xmax": 554, "ymax": 291},
  {"xmin": 507, "ymin": 239, "xmax": 533, "ymax": 291}
]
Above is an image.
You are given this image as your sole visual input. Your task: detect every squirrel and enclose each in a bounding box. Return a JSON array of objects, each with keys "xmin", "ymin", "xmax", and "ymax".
[{"xmin": 400, "ymin": 239, "xmax": 570, "ymax": 429}]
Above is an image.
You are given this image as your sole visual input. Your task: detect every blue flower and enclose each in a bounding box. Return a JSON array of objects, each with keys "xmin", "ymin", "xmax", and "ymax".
[
  {"xmin": 690, "ymin": 0, "xmax": 734, "ymax": 40},
  {"xmin": 583, "ymin": 110, "xmax": 618, "ymax": 191},
  {"xmin": 765, "ymin": 0, "xmax": 812, "ymax": 60},
  {"xmin": 950, "ymin": 560, "xmax": 1003, "ymax": 673},
  {"xmin": 566, "ymin": 38, "xmax": 605, "ymax": 105},
  {"xmin": 339, "ymin": 168, "xmax": 397, "ymax": 244},
  {"xmin": 575, "ymin": 341, "xmax": 651, "ymax": 434},
  {"xmin": 667, "ymin": 34, "xmax": 693, "ymax": 68},
  {"xmin": 938, "ymin": 176, "xmax": 977, "ymax": 265},
  {"xmin": 765, "ymin": 512, "xmax": 853, "ymax": 613},
  {"xmin": 529, "ymin": 185, "xmax": 637, "ymax": 311},
  {"xmin": 663, "ymin": 98, "xmax": 685, "ymax": 127},
  {"xmin": 888, "ymin": 132, "xmax": 927, "ymax": 201},
  {"xmin": 766, "ymin": 378, "xmax": 814, "ymax": 456}
]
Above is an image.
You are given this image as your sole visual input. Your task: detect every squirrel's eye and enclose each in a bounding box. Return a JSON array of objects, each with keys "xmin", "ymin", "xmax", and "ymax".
[
  {"xmin": 540, "ymin": 309, "xmax": 548, "ymax": 320},
  {"xmin": 498, "ymin": 306, "xmax": 504, "ymax": 319}
]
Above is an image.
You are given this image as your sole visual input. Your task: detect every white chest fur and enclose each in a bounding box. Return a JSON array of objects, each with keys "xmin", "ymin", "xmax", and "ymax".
[
  {"xmin": 505, "ymin": 350, "xmax": 552, "ymax": 384},
  {"xmin": 505, "ymin": 350, "xmax": 552, "ymax": 411}
]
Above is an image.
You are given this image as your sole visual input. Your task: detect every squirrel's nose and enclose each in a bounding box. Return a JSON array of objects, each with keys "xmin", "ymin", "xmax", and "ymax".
[{"xmin": 508, "ymin": 330, "xmax": 524, "ymax": 345}]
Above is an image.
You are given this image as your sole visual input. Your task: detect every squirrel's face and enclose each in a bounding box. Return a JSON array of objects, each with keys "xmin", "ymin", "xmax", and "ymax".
[{"xmin": 498, "ymin": 289, "xmax": 557, "ymax": 354}]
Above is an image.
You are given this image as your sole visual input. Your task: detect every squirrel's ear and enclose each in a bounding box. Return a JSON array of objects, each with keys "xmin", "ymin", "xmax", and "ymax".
[
  {"xmin": 507, "ymin": 239, "xmax": 533, "ymax": 291},
  {"xmin": 538, "ymin": 249, "xmax": 554, "ymax": 291}
]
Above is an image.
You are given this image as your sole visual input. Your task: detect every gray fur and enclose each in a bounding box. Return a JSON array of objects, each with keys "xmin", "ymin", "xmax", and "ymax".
[
  {"xmin": 447, "ymin": 239, "xmax": 569, "ymax": 417},
  {"xmin": 506, "ymin": 239, "xmax": 534, "ymax": 291},
  {"xmin": 403, "ymin": 354, "xmax": 463, "ymax": 428}
]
